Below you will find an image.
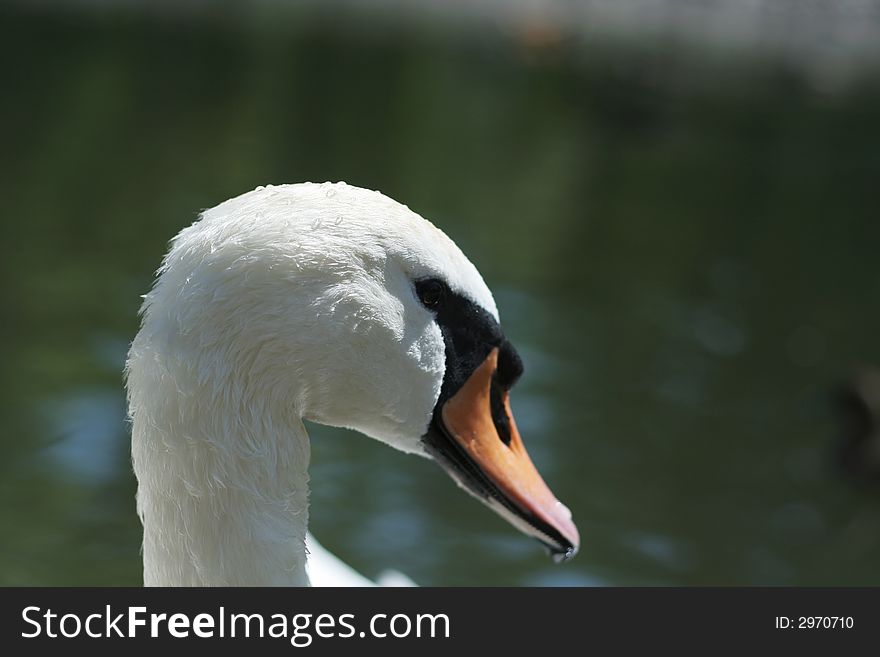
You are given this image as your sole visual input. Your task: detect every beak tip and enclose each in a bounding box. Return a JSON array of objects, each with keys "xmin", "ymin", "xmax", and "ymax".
[
  {"xmin": 547, "ymin": 520, "xmax": 579, "ymax": 562},
  {"xmin": 551, "ymin": 543, "xmax": 579, "ymax": 564},
  {"xmin": 546, "ymin": 503, "xmax": 580, "ymax": 562}
]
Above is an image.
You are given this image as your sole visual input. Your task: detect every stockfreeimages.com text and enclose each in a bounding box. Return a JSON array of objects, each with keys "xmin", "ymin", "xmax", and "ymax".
[{"xmin": 21, "ymin": 605, "xmax": 450, "ymax": 647}]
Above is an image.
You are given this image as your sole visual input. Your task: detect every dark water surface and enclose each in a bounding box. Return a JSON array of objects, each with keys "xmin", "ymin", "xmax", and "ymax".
[{"xmin": 2, "ymin": 7, "xmax": 879, "ymax": 585}]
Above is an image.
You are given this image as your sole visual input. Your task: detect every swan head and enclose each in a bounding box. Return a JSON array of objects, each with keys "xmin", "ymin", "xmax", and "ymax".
[{"xmin": 132, "ymin": 182, "xmax": 579, "ymax": 561}]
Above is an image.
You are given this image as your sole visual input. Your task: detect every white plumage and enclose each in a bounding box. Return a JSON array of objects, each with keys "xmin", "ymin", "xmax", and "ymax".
[{"xmin": 126, "ymin": 182, "xmax": 498, "ymax": 586}]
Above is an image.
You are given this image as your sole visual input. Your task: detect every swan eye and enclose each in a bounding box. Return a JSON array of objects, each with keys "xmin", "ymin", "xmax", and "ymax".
[{"xmin": 415, "ymin": 279, "xmax": 445, "ymax": 310}]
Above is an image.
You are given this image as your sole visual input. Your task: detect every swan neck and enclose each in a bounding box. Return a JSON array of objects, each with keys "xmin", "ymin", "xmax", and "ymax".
[{"xmin": 133, "ymin": 400, "xmax": 312, "ymax": 586}]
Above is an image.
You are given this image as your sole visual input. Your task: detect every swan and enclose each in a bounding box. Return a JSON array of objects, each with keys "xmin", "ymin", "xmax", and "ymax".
[{"xmin": 126, "ymin": 182, "xmax": 579, "ymax": 586}]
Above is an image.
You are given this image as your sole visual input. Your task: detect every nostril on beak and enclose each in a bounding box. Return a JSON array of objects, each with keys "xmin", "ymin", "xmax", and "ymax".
[{"xmin": 489, "ymin": 374, "xmax": 513, "ymax": 446}]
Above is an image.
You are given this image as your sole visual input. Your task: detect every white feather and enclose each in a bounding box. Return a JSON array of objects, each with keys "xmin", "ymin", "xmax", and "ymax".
[{"xmin": 126, "ymin": 182, "xmax": 497, "ymax": 586}]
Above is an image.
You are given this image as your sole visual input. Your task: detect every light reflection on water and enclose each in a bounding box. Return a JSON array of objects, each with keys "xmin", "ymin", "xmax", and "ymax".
[{"xmin": 44, "ymin": 389, "xmax": 126, "ymax": 483}]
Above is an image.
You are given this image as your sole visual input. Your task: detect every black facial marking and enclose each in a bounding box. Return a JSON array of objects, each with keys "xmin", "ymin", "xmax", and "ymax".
[
  {"xmin": 416, "ymin": 281, "xmax": 505, "ymax": 406},
  {"xmin": 496, "ymin": 339, "xmax": 524, "ymax": 390},
  {"xmin": 413, "ymin": 279, "xmax": 524, "ymax": 432}
]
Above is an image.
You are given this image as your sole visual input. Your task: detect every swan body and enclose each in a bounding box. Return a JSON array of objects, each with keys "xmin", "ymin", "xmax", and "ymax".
[
  {"xmin": 305, "ymin": 533, "xmax": 415, "ymax": 587},
  {"xmin": 126, "ymin": 182, "xmax": 578, "ymax": 586}
]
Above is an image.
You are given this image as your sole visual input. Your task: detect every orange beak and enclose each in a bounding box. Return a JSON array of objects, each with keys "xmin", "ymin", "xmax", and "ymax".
[{"xmin": 426, "ymin": 348, "xmax": 579, "ymax": 561}]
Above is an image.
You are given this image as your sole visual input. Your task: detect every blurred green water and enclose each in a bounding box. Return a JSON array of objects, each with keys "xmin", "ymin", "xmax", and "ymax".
[{"xmin": 1, "ymin": 7, "xmax": 879, "ymax": 585}]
